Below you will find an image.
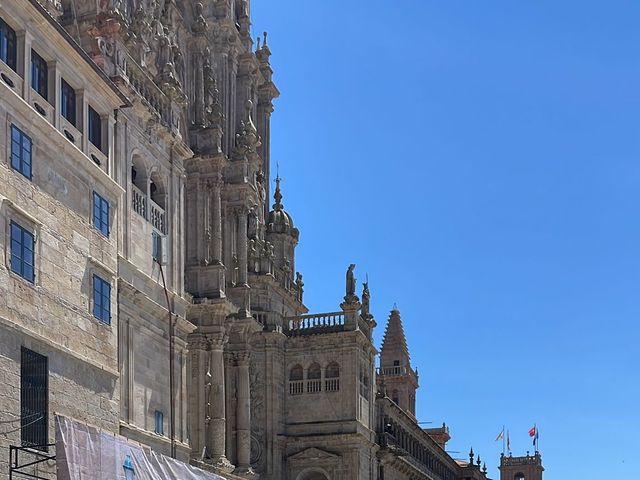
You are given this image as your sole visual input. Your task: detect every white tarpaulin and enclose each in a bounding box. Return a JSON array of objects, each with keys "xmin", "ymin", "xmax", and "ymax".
[{"xmin": 55, "ymin": 415, "xmax": 225, "ymax": 480}]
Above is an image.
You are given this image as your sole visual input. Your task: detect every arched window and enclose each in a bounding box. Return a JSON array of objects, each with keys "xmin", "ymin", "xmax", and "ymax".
[
  {"xmin": 515, "ymin": 474, "xmax": 525, "ymax": 480},
  {"xmin": 325, "ymin": 362, "xmax": 340, "ymax": 392},
  {"xmin": 307, "ymin": 363, "xmax": 322, "ymax": 393},
  {"xmin": 288, "ymin": 364, "xmax": 303, "ymax": 395},
  {"xmin": 148, "ymin": 173, "xmax": 167, "ymax": 234},
  {"xmin": 307, "ymin": 363, "xmax": 321, "ymax": 380},
  {"xmin": 289, "ymin": 364, "xmax": 303, "ymax": 381}
]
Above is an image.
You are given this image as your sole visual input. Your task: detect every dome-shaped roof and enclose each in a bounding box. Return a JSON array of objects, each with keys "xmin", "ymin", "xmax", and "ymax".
[{"xmin": 267, "ymin": 177, "xmax": 298, "ymax": 237}]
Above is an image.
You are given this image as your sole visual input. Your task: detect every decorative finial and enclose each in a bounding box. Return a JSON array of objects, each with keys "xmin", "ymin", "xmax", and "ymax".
[
  {"xmin": 392, "ymin": 302, "xmax": 398, "ymax": 311},
  {"xmin": 263, "ymin": 31, "xmax": 268, "ymax": 46},
  {"xmin": 476, "ymin": 455, "xmax": 481, "ymax": 467},
  {"xmin": 273, "ymin": 175, "xmax": 283, "ymax": 210},
  {"xmin": 256, "ymin": 36, "xmax": 261, "ymax": 50},
  {"xmin": 483, "ymin": 463, "xmax": 487, "ymax": 474},
  {"xmin": 469, "ymin": 447, "xmax": 474, "ymax": 465}
]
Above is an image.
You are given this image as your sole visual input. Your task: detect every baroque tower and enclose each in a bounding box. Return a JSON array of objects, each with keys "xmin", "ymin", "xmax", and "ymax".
[
  {"xmin": 499, "ymin": 452, "xmax": 544, "ymax": 480},
  {"xmin": 377, "ymin": 308, "xmax": 419, "ymax": 418}
]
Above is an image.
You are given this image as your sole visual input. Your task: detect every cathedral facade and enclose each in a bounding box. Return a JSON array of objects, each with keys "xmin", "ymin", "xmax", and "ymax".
[{"xmin": 0, "ymin": 0, "xmax": 500, "ymax": 479}]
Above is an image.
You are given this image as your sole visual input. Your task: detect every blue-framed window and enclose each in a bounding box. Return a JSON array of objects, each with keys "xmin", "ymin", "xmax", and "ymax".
[
  {"xmin": 88, "ymin": 106, "xmax": 102, "ymax": 150},
  {"xmin": 0, "ymin": 17, "xmax": 17, "ymax": 71},
  {"xmin": 31, "ymin": 50, "xmax": 47, "ymax": 100},
  {"xmin": 154, "ymin": 410, "xmax": 164, "ymax": 435},
  {"xmin": 10, "ymin": 221, "xmax": 35, "ymax": 283},
  {"xmin": 61, "ymin": 78, "xmax": 76, "ymax": 125},
  {"xmin": 92, "ymin": 275, "xmax": 111, "ymax": 324},
  {"xmin": 92, "ymin": 192, "xmax": 109, "ymax": 236},
  {"xmin": 11, "ymin": 125, "xmax": 32, "ymax": 180}
]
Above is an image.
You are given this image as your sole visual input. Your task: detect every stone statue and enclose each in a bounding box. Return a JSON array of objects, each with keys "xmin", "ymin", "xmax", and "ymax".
[
  {"xmin": 346, "ymin": 264, "xmax": 356, "ymax": 297},
  {"xmin": 362, "ymin": 281, "xmax": 370, "ymax": 317}
]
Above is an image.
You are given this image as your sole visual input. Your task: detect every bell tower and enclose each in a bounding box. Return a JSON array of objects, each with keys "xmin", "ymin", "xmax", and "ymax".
[
  {"xmin": 499, "ymin": 452, "xmax": 544, "ymax": 480},
  {"xmin": 376, "ymin": 308, "xmax": 419, "ymax": 417}
]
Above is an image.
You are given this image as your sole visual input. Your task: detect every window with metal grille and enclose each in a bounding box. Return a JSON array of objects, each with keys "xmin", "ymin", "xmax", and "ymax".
[
  {"xmin": 154, "ymin": 410, "xmax": 164, "ymax": 435},
  {"xmin": 88, "ymin": 105, "xmax": 102, "ymax": 150},
  {"xmin": 93, "ymin": 192, "xmax": 109, "ymax": 236},
  {"xmin": 10, "ymin": 221, "xmax": 35, "ymax": 283},
  {"xmin": 61, "ymin": 78, "xmax": 76, "ymax": 125},
  {"xmin": 21, "ymin": 347, "xmax": 48, "ymax": 451},
  {"xmin": 11, "ymin": 125, "xmax": 32, "ymax": 180},
  {"xmin": 0, "ymin": 17, "xmax": 16, "ymax": 71},
  {"xmin": 31, "ymin": 50, "xmax": 47, "ymax": 100},
  {"xmin": 93, "ymin": 274, "xmax": 111, "ymax": 324}
]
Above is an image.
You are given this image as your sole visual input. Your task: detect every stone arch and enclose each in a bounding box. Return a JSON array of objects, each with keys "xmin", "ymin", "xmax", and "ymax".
[
  {"xmin": 149, "ymin": 168, "xmax": 168, "ymax": 210},
  {"xmin": 289, "ymin": 364, "xmax": 303, "ymax": 381},
  {"xmin": 130, "ymin": 152, "xmax": 148, "ymax": 193},
  {"xmin": 296, "ymin": 468, "xmax": 330, "ymax": 480},
  {"xmin": 307, "ymin": 362, "xmax": 321, "ymax": 380},
  {"xmin": 325, "ymin": 362, "xmax": 339, "ymax": 378},
  {"xmin": 514, "ymin": 474, "xmax": 525, "ymax": 480}
]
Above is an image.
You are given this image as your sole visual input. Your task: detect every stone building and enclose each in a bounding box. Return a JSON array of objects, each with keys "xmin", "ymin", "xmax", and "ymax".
[
  {"xmin": 499, "ymin": 453, "xmax": 544, "ymax": 480},
  {"xmin": 0, "ymin": 0, "xmax": 498, "ymax": 479}
]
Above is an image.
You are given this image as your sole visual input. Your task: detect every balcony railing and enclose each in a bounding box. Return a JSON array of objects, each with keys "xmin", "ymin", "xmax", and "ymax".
[
  {"xmin": 377, "ymin": 365, "xmax": 416, "ymax": 377},
  {"xmin": 132, "ymin": 184, "xmax": 147, "ymax": 219},
  {"xmin": 284, "ymin": 312, "xmax": 345, "ymax": 335},
  {"xmin": 149, "ymin": 199, "xmax": 166, "ymax": 234},
  {"xmin": 306, "ymin": 379, "xmax": 322, "ymax": 393},
  {"xmin": 325, "ymin": 378, "xmax": 339, "ymax": 392},
  {"xmin": 289, "ymin": 380, "xmax": 304, "ymax": 395}
]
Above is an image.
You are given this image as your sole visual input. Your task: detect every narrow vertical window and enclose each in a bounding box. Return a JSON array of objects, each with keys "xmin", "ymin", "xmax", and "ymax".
[
  {"xmin": 92, "ymin": 274, "xmax": 111, "ymax": 324},
  {"xmin": 61, "ymin": 79, "xmax": 76, "ymax": 125},
  {"xmin": 10, "ymin": 125, "xmax": 32, "ymax": 180},
  {"xmin": 10, "ymin": 221, "xmax": 35, "ymax": 283},
  {"xmin": 21, "ymin": 347, "xmax": 48, "ymax": 450},
  {"xmin": 31, "ymin": 50, "xmax": 48, "ymax": 100},
  {"xmin": 0, "ymin": 17, "xmax": 17, "ymax": 71},
  {"xmin": 154, "ymin": 410, "xmax": 164, "ymax": 435},
  {"xmin": 88, "ymin": 106, "xmax": 102, "ymax": 150},
  {"xmin": 92, "ymin": 192, "xmax": 110, "ymax": 236}
]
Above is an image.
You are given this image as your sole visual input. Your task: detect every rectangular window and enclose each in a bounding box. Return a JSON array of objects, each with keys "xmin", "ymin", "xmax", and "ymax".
[
  {"xmin": 88, "ymin": 106, "xmax": 102, "ymax": 150},
  {"xmin": 154, "ymin": 410, "xmax": 164, "ymax": 435},
  {"xmin": 21, "ymin": 347, "xmax": 48, "ymax": 451},
  {"xmin": 61, "ymin": 79, "xmax": 76, "ymax": 125},
  {"xmin": 92, "ymin": 192, "xmax": 109, "ymax": 236},
  {"xmin": 92, "ymin": 274, "xmax": 111, "ymax": 324},
  {"xmin": 11, "ymin": 125, "xmax": 32, "ymax": 180},
  {"xmin": 0, "ymin": 17, "xmax": 17, "ymax": 71},
  {"xmin": 10, "ymin": 221, "xmax": 35, "ymax": 283},
  {"xmin": 31, "ymin": 50, "xmax": 48, "ymax": 100}
]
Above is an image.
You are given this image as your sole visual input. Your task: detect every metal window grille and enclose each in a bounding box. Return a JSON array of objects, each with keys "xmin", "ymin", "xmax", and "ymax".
[
  {"xmin": 31, "ymin": 50, "xmax": 47, "ymax": 100},
  {"xmin": 88, "ymin": 106, "xmax": 102, "ymax": 150},
  {"xmin": 155, "ymin": 410, "xmax": 164, "ymax": 435},
  {"xmin": 0, "ymin": 17, "xmax": 17, "ymax": 71},
  {"xmin": 93, "ymin": 192, "xmax": 110, "ymax": 236},
  {"xmin": 21, "ymin": 347, "xmax": 48, "ymax": 451},
  {"xmin": 93, "ymin": 275, "xmax": 111, "ymax": 324},
  {"xmin": 11, "ymin": 125, "xmax": 32, "ymax": 180},
  {"xmin": 61, "ymin": 79, "xmax": 76, "ymax": 125},
  {"xmin": 10, "ymin": 221, "xmax": 35, "ymax": 283}
]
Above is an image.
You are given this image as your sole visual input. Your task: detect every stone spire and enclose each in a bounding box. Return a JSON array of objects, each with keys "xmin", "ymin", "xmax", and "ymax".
[
  {"xmin": 377, "ymin": 308, "xmax": 419, "ymax": 417},
  {"xmin": 380, "ymin": 308, "xmax": 410, "ymax": 365}
]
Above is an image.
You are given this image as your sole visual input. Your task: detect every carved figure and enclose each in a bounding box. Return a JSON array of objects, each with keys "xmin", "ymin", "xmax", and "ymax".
[{"xmin": 346, "ymin": 264, "xmax": 356, "ymax": 297}]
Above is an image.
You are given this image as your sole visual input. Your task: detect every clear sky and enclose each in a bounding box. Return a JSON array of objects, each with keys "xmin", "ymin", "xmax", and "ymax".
[{"xmin": 252, "ymin": 1, "xmax": 640, "ymax": 478}]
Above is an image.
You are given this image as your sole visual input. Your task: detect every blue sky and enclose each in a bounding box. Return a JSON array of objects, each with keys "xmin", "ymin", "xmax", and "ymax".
[{"xmin": 252, "ymin": 1, "xmax": 640, "ymax": 478}]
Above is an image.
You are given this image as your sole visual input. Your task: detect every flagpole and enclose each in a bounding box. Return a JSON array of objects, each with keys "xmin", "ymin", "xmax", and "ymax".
[{"xmin": 502, "ymin": 425, "xmax": 505, "ymax": 455}]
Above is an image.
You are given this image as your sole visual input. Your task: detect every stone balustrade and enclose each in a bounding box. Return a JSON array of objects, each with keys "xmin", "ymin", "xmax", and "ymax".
[
  {"xmin": 289, "ymin": 380, "xmax": 304, "ymax": 395},
  {"xmin": 284, "ymin": 312, "xmax": 345, "ymax": 335},
  {"xmin": 132, "ymin": 184, "xmax": 146, "ymax": 218},
  {"xmin": 377, "ymin": 365, "xmax": 418, "ymax": 377},
  {"xmin": 149, "ymin": 199, "xmax": 166, "ymax": 234}
]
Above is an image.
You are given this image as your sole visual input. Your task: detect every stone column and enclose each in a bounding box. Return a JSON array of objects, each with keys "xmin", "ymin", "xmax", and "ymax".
[
  {"xmin": 187, "ymin": 333, "xmax": 209, "ymax": 458},
  {"xmin": 224, "ymin": 352, "xmax": 236, "ymax": 464},
  {"xmin": 234, "ymin": 351, "xmax": 254, "ymax": 476},
  {"xmin": 212, "ymin": 176, "xmax": 223, "ymax": 264},
  {"xmin": 237, "ymin": 208, "xmax": 248, "ymax": 286},
  {"xmin": 207, "ymin": 333, "xmax": 233, "ymax": 471}
]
